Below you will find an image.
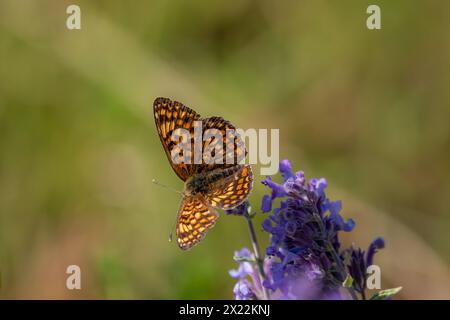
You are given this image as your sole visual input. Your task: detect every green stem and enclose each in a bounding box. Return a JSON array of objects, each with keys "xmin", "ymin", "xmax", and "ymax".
[
  {"xmin": 245, "ymin": 212, "xmax": 270, "ymax": 300},
  {"xmin": 328, "ymin": 242, "xmax": 358, "ymax": 300}
]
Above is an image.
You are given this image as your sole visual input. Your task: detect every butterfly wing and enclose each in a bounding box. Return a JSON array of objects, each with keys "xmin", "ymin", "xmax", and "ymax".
[
  {"xmin": 153, "ymin": 97, "xmax": 201, "ymax": 181},
  {"xmin": 176, "ymin": 195, "xmax": 219, "ymax": 250},
  {"xmin": 199, "ymin": 116, "xmax": 247, "ymax": 174},
  {"xmin": 205, "ymin": 164, "xmax": 253, "ymax": 210},
  {"xmin": 154, "ymin": 97, "xmax": 247, "ymax": 180}
]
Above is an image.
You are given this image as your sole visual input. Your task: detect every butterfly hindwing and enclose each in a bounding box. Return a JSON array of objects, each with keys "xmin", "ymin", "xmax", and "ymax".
[
  {"xmin": 205, "ymin": 164, "xmax": 253, "ymax": 210},
  {"xmin": 176, "ymin": 196, "xmax": 219, "ymax": 250}
]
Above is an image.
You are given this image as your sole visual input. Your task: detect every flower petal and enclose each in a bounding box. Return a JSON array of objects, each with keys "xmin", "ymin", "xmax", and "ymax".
[
  {"xmin": 261, "ymin": 195, "xmax": 273, "ymax": 213},
  {"xmin": 279, "ymin": 159, "xmax": 294, "ymax": 181},
  {"xmin": 366, "ymin": 236, "xmax": 385, "ymax": 266},
  {"xmin": 262, "ymin": 176, "xmax": 287, "ymax": 198}
]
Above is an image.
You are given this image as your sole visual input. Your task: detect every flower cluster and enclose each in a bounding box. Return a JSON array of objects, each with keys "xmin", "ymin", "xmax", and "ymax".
[
  {"xmin": 229, "ymin": 159, "xmax": 388, "ymax": 300},
  {"xmin": 345, "ymin": 237, "xmax": 385, "ymax": 298},
  {"xmin": 229, "ymin": 248, "xmax": 267, "ymax": 300}
]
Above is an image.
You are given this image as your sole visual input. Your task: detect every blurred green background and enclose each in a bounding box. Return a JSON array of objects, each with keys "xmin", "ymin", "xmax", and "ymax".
[{"xmin": 0, "ymin": 0, "xmax": 449, "ymax": 299}]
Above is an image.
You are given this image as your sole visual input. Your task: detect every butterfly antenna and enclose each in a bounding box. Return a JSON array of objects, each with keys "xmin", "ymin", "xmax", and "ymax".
[
  {"xmin": 152, "ymin": 179, "xmax": 184, "ymax": 244},
  {"xmin": 151, "ymin": 179, "xmax": 183, "ymax": 195}
]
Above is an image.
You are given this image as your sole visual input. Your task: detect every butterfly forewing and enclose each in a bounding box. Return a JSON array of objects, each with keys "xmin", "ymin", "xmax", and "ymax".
[
  {"xmin": 176, "ymin": 196, "xmax": 218, "ymax": 250},
  {"xmin": 153, "ymin": 97, "xmax": 201, "ymax": 181},
  {"xmin": 153, "ymin": 98, "xmax": 247, "ymax": 179},
  {"xmin": 200, "ymin": 117, "xmax": 247, "ymax": 173}
]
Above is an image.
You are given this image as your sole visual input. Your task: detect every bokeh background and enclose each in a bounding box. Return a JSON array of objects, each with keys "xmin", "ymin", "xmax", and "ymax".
[{"xmin": 1, "ymin": 0, "xmax": 449, "ymax": 299}]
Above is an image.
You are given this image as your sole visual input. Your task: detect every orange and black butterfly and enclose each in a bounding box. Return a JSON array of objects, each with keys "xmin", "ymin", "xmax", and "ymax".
[{"xmin": 153, "ymin": 97, "xmax": 253, "ymax": 250}]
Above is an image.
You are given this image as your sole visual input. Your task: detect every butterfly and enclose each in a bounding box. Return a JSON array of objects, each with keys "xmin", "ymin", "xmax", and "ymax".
[{"xmin": 153, "ymin": 97, "xmax": 253, "ymax": 250}]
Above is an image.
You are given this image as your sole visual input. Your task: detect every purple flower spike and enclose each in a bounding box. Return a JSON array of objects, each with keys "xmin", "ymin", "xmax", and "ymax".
[
  {"xmin": 229, "ymin": 159, "xmax": 389, "ymax": 300},
  {"xmin": 259, "ymin": 159, "xmax": 374, "ymax": 298}
]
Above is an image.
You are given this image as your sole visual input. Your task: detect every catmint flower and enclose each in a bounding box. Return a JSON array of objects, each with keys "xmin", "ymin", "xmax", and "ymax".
[
  {"xmin": 261, "ymin": 159, "xmax": 356, "ymax": 297},
  {"xmin": 366, "ymin": 236, "xmax": 385, "ymax": 267},
  {"xmin": 229, "ymin": 248, "xmax": 269, "ymax": 300},
  {"xmin": 233, "ymin": 279, "xmax": 257, "ymax": 300},
  {"xmin": 345, "ymin": 237, "xmax": 385, "ymax": 297},
  {"xmin": 228, "ymin": 159, "xmax": 390, "ymax": 300}
]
